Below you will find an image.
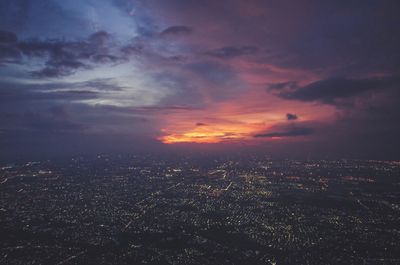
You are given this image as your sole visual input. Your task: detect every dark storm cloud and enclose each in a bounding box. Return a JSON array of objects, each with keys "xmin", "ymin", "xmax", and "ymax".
[
  {"xmin": 245, "ymin": 1, "xmax": 400, "ymax": 75},
  {"xmin": 254, "ymin": 126, "xmax": 313, "ymax": 138},
  {"xmin": 276, "ymin": 76, "xmax": 400, "ymax": 106},
  {"xmin": 146, "ymin": 0, "xmax": 400, "ymax": 73},
  {"xmin": 16, "ymin": 33, "xmax": 108, "ymax": 60},
  {"xmin": 206, "ymin": 46, "xmax": 258, "ymax": 59},
  {"xmin": 286, "ymin": 113, "xmax": 298, "ymax": 120},
  {"xmin": 31, "ymin": 60, "xmax": 87, "ymax": 78},
  {"xmin": 160, "ymin": 25, "xmax": 193, "ymax": 36},
  {"xmin": 0, "ymin": 30, "xmax": 126, "ymax": 77},
  {"xmin": 281, "ymin": 78, "xmax": 378, "ymax": 103}
]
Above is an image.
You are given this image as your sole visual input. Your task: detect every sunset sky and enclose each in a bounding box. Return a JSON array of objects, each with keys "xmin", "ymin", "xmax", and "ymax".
[{"xmin": 1, "ymin": 0, "xmax": 400, "ymax": 160}]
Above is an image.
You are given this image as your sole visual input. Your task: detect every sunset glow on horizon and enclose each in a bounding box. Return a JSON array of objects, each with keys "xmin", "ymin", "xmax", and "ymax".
[{"xmin": 156, "ymin": 85, "xmax": 337, "ymax": 144}]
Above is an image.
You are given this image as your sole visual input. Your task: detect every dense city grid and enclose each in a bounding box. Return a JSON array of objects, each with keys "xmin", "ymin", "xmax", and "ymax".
[{"xmin": 1, "ymin": 155, "xmax": 400, "ymax": 265}]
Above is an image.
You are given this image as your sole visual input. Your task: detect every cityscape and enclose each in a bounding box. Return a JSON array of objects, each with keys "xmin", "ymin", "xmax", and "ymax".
[
  {"xmin": 1, "ymin": 155, "xmax": 399, "ymax": 264},
  {"xmin": 1, "ymin": 0, "xmax": 400, "ymax": 264}
]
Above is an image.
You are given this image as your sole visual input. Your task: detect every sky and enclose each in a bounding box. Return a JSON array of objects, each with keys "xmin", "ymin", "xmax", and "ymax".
[{"xmin": 1, "ymin": 0, "xmax": 400, "ymax": 160}]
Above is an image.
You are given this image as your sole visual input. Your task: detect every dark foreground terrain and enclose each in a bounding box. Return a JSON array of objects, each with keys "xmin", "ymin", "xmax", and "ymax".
[{"xmin": 1, "ymin": 155, "xmax": 399, "ymax": 264}]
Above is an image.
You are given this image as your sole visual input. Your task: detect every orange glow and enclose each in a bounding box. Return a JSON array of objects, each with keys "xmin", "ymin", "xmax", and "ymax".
[
  {"xmin": 157, "ymin": 90, "xmax": 336, "ymax": 144},
  {"xmin": 160, "ymin": 132, "xmax": 231, "ymax": 144},
  {"xmin": 159, "ymin": 122, "xmax": 260, "ymax": 144},
  {"xmin": 156, "ymin": 62, "xmax": 337, "ymax": 144}
]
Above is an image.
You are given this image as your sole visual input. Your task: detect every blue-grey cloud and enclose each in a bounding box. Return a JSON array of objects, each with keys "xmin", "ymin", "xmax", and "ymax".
[
  {"xmin": 0, "ymin": 30, "xmax": 128, "ymax": 77},
  {"xmin": 286, "ymin": 113, "xmax": 298, "ymax": 120}
]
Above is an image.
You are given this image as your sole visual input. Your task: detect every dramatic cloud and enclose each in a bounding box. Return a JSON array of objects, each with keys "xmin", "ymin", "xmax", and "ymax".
[
  {"xmin": 13, "ymin": 30, "xmax": 128, "ymax": 78},
  {"xmin": 276, "ymin": 76, "xmax": 400, "ymax": 106},
  {"xmin": 1, "ymin": 0, "xmax": 400, "ymax": 159},
  {"xmin": 31, "ymin": 61, "xmax": 87, "ymax": 78}
]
